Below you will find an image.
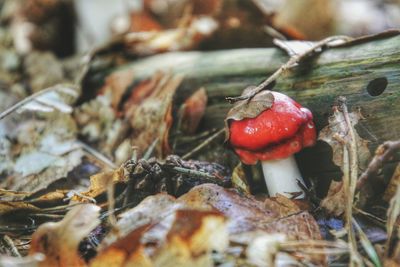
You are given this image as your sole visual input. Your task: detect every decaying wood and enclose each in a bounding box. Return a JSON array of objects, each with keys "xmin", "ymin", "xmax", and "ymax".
[{"xmin": 89, "ymin": 32, "xmax": 400, "ymax": 182}]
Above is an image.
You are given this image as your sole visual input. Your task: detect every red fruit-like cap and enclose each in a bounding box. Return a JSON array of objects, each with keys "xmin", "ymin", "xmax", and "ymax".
[{"xmin": 229, "ymin": 91, "xmax": 316, "ymax": 165}]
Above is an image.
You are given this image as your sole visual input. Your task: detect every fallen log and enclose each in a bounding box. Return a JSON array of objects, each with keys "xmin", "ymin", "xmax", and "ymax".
[{"xmin": 88, "ymin": 32, "xmax": 400, "ymax": 191}]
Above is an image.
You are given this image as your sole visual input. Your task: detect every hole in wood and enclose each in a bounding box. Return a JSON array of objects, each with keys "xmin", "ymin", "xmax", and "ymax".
[{"xmin": 366, "ymin": 77, "xmax": 388, "ymax": 96}]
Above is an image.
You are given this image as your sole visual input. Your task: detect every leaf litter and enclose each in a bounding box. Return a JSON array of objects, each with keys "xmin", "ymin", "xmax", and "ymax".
[{"xmin": 0, "ymin": 1, "xmax": 399, "ymax": 267}]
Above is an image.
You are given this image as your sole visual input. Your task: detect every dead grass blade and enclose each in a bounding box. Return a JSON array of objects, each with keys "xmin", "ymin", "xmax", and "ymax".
[{"xmin": 0, "ymin": 84, "xmax": 78, "ymax": 120}]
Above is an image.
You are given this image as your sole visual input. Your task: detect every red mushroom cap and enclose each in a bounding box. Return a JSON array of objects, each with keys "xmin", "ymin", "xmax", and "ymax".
[{"xmin": 229, "ymin": 91, "xmax": 316, "ymax": 165}]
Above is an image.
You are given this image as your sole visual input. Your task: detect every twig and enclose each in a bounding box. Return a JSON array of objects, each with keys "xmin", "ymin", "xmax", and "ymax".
[
  {"xmin": 226, "ymin": 36, "xmax": 352, "ymax": 103},
  {"xmin": 1, "ymin": 235, "xmax": 21, "ymax": 257},
  {"xmin": 143, "ymin": 138, "xmax": 159, "ymax": 160},
  {"xmin": 182, "ymin": 128, "xmax": 225, "ymax": 160},
  {"xmin": 356, "ymin": 140, "xmax": 400, "ymax": 191},
  {"xmin": 171, "ymin": 166, "xmax": 216, "ymax": 179},
  {"xmin": 106, "ymin": 176, "xmax": 117, "ymax": 229},
  {"xmin": 353, "ymin": 207, "xmax": 386, "ymax": 225},
  {"xmin": 0, "ymin": 84, "xmax": 78, "ymax": 120},
  {"xmin": 77, "ymin": 140, "xmax": 117, "ymax": 169}
]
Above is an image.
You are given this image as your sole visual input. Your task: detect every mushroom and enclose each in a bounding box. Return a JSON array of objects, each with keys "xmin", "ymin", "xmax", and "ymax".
[{"xmin": 228, "ymin": 91, "xmax": 316, "ymax": 198}]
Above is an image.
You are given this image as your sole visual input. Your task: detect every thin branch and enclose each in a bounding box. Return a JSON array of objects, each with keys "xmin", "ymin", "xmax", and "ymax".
[
  {"xmin": 107, "ymin": 176, "xmax": 118, "ymax": 228},
  {"xmin": 171, "ymin": 166, "xmax": 216, "ymax": 179},
  {"xmin": 143, "ymin": 138, "xmax": 159, "ymax": 160},
  {"xmin": 226, "ymin": 36, "xmax": 352, "ymax": 103},
  {"xmin": 0, "ymin": 84, "xmax": 78, "ymax": 120},
  {"xmin": 356, "ymin": 140, "xmax": 400, "ymax": 191},
  {"xmin": 182, "ymin": 128, "xmax": 224, "ymax": 160},
  {"xmin": 76, "ymin": 140, "xmax": 117, "ymax": 169}
]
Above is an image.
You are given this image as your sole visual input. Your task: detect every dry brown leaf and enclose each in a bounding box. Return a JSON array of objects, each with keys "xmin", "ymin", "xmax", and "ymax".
[
  {"xmin": 98, "ymin": 69, "xmax": 135, "ymax": 112},
  {"xmin": 231, "ymin": 163, "xmax": 251, "ymax": 194},
  {"xmin": 224, "ymin": 89, "xmax": 274, "ymax": 141},
  {"xmin": 153, "ymin": 209, "xmax": 228, "ymax": 267},
  {"xmin": 93, "ymin": 207, "xmax": 227, "ymax": 267},
  {"xmin": 124, "ymin": 17, "xmax": 218, "ymax": 56},
  {"xmin": 0, "ymin": 201, "xmax": 40, "ymax": 216},
  {"xmin": 179, "ymin": 184, "xmax": 321, "ymax": 240},
  {"xmin": 180, "ymin": 87, "xmax": 208, "ymax": 134},
  {"xmin": 129, "ymin": 10, "xmax": 163, "ymax": 33},
  {"xmin": 100, "ymin": 194, "xmax": 184, "ymax": 249},
  {"xmin": 94, "ymin": 184, "xmax": 321, "ymax": 266},
  {"xmin": 319, "ymin": 105, "xmax": 370, "ymax": 216},
  {"xmin": 319, "ymin": 109, "xmax": 369, "ymax": 169},
  {"xmin": 384, "ymin": 164, "xmax": 400, "ymax": 202},
  {"xmin": 179, "ymin": 183, "xmax": 279, "ymax": 234},
  {"xmin": 384, "ymin": 185, "xmax": 400, "ymax": 267},
  {"xmin": 90, "ymin": 225, "xmax": 152, "ymax": 267},
  {"xmin": 143, "ymin": 0, "xmax": 222, "ymax": 28},
  {"xmin": 0, "ymin": 189, "xmax": 31, "ymax": 201},
  {"xmin": 142, "ymin": 0, "xmax": 294, "ymax": 50},
  {"xmin": 125, "ymin": 73, "xmax": 183, "ymax": 158},
  {"xmin": 320, "ymin": 181, "xmax": 346, "ymax": 217},
  {"xmin": 29, "ymin": 204, "xmax": 100, "ymax": 267},
  {"xmin": 273, "ymin": 0, "xmax": 335, "ymax": 40},
  {"xmin": 263, "ymin": 194, "xmax": 307, "ymax": 217},
  {"xmin": 73, "ymin": 167, "xmax": 126, "ymax": 201}
]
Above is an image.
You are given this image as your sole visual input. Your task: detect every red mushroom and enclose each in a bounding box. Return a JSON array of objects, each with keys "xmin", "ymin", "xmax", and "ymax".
[{"xmin": 228, "ymin": 91, "xmax": 316, "ymax": 197}]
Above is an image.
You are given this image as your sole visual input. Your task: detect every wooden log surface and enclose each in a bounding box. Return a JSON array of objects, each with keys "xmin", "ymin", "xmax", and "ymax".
[{"xmin": 92, "ymin": 33, "xmax": 400, "ymax": 190}]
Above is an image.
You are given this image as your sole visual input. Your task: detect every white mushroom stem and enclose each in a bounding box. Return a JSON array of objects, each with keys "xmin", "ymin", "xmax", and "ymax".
[{"xmin": 261, "ymin": 155, "xmax": 305, "ymax": 198}]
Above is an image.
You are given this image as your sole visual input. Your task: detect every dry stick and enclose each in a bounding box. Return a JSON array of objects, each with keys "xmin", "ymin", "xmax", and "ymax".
[
  {"xmin": 106, "ymin": 176, "xmax": 118, "ymax": 229},
  {"xmin": 281, "ymin": 240, "xmax": 349, "ymax": 256},
  {"xmin": 356, "ymin": 140, "xmax": 400, "ymax": 191},
  {"xmin": 0, "ymin": 84, "xmax": 78, "ymax": 120},
  {"xmin": 76, "ymin": 140, "xmax": 117, "ymax": 169},
  {"xmin": 143, "ymin": 138, "xmax": 159, "ymax": 160},
  {"xmin": 171, "ymin": 166, "xmax": 216, "ymax": 180},
  {"xmin": 226, "ymin": 35, "xmax": 352, "ymax": 103},
  {"xmin": 353, "ymin": 207, "xmax": 386, "ymax": 225},
  {"xmin": 182, "ymin": 128, "xmax": 225, "ymax": 160}
]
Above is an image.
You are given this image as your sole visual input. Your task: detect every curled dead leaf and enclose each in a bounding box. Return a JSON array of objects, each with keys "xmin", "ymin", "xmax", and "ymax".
[
  {"xmin": 231, "ymin": 163, "xmax": 251, "ymax": 194},
  {"xmin": 90, "ymin": 225, "xmax": 152, "ymax": 267},
  {"xmin": 92, "ymin": 206, "xmax": 227, "ymax": 267},
  {"xmin": 72, "ymin": 167, "xmax": 125, "ymax": 201},
  {"xmin": 264, "ymin": 194, "xmax": 309, "ymax": 218},
  {"xmin": 180, "ymin": 87, "xmax": 208, "ymax": 135},
  {"xmin": 29, "ymin": 204, "xmax": 100, "ymax": 267},
  {"xmin": 92, "ymin": 184, "xmax": 321, "ymax": 266},
  {"xmin": 224, "ymin": 89, "xmax": 274, "ymax": 141},
  {"xmin": 318, "ymin": 101, "xmax": 370, "ymax": 216},
  {"xmin": 125, "ymin": 73, "xmax": 183, "ymax": 158},
  {"xmin": 124, "ymin": 17, "xmax": 218, "ymax": 56},
  {"xmin": 98, "ymin": 69, "xmax": 135, "ymax": 112},
  {"xmin": 320, "ymin": 181, "xmax": 346, "ymax": 217},
  {"xmin": 179, "ymin": 184, "xmax": 321, "ymax": 241},
  {"xmin": 153, "ymin": 209, "xmax": 228, "ymax": 267},
  {"xmin": 384, "ymin": 164, "xmax": 400, "ymax": 202},
  {"xmin": 0, "ymin": 201, "xmax": 40, "ymax": 216}
]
